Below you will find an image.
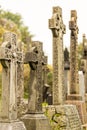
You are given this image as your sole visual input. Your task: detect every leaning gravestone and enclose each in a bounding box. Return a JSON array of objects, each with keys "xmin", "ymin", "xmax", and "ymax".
[
  {"xmin": 21, "ymin": 41, "xmax": 51, "ymax": 130},
  {"xmin": 0, "ymin": 32, "xmax": 26, "ymax": 130}
]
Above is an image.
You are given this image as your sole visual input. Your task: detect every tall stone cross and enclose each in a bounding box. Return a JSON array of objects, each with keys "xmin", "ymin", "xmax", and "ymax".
[
  {"xmin": 69, "ymin": 10, "xmax": 79, "ymax": 95},
  {"xmin": 49, "ymin": 6, "xmax": 66, "ymax": 105},
  {"xmin": 0, "ymin": 32, "xmax": 23, "ymax": 121},
  {"xmin": 24, "ymin": 41, "xmax": 47, "ymax": 113}
]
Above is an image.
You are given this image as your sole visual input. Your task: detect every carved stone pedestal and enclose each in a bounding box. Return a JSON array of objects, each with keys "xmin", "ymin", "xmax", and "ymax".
[
  {"xmin": 0, "ymin": 121, "xmax": 26, "ymax": 130},
  {"xmin": 21, "ymin": 113, "xmax": 51, "ymax": 130}
]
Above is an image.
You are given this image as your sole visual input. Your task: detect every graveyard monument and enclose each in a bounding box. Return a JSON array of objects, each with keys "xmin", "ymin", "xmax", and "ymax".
[
  {"xmin": 49, "ymin": 6, "xmax": 66, "ymax": 105},
  {"xmin": 21, "ymin": 41, "xmax": 51, "ymax": 130},
  {"xmin": 45, "ymin": 6, "xmax": 83, "ymax": 130},
  {"xmin": 0, "ymin": 32, "xmax": 26, "ymax": 130},
  {"xmin": 66, "ymin": 10, "xmax": 87, "ymax": 126}
]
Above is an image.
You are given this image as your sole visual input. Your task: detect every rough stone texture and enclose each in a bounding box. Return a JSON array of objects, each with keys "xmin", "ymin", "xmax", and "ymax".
[
  {"xmin": 21, "ymin": 114, "xmax": 51, "ymax": 130},
  {"xmin": 0, "ymin": 121, "xmax": 26, "ymax": 130},
  {"xmin": 43, "ymin": 105, "xmax": 82, "ymax": 130},
  {"xmin": 24, "ymin": 41, "xmax": 47, "ymax": 113},
  {"xmin": 0, "ymin": 32, "xmax": 26, "ymax": 130},
  {"xmin": 49, "ymin": 6, "xmax": 66, "ymax": 105},
  {"xmin": 43, "ymin": 105, "xmax": 83, "ymax": 130},
  {"xmin": 69, "ymin": 10, "xmax": 79, "ymax": 95},
  {"xmin": 66, "ymin": 100, "xmax": 87, "ymax": 124},
  {"xmin": 22, "ymin": 41, "xmax": 51, "ymax": 130}
]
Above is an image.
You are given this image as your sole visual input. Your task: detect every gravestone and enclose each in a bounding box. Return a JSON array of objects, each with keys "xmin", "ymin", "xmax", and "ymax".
[
  {"xmin": 43, "ymin": 105, "xmax": 83, "ymax": 130},
  {"xmin": 48, "ymin": 7, "xmax": 83, "ymax": 130},
  {"xmin": 43, "ymin": 65, "xmax": 52, "ymax": 105},
  {"xmin": 49, "ymin": 6, "xmax": 66, "ymax": 105},
  {"xmin": 79, "ymin": 71, "xmax": 85, "ymax": 101},
  {"xmin": 66, "ymin": 10, "xmax": 87, "ymax": 125},
  {"xmin": 21, "ymin": 41, "xmax": 51, "ymax": 130},
  {"xmin": 64, "ymin": 48, "xmax": 70, "ymax": 98},
  {"xmin": 82, "ymin": 34, "xmax": 87, "ymax": 102},
  {"xmin": 0, "ymin": 32, "xmax": 26, "ymax": 130}
]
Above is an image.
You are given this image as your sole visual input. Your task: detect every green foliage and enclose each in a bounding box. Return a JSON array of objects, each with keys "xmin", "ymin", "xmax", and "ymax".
[{"xmin": 0, "ymin": 8, "xmax": 32, "ymax": 44}]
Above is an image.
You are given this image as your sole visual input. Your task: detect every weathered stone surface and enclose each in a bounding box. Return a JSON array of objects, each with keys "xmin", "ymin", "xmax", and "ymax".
[
  {"xmin": 0, "ymin": 121, "xmax": 26, "ymax": 130},
  {"xmin": 66, "ymin": 100, "xmax": 87, "ymax": 124},
  {"xmin": 21, "ymin": 41, "xmax": 51, "ymax": 130},
  {"xmin": 49, "ymin": 6, "xmax": 66, "ymax": 105},
  {"xmin": 43, "ymin": 105, "xmax": 83, "ymax": 130},
  {"xmin": 69, "ymin": 10, "xmax": 79, "ymax": 95},
  {"xmin": 0, "ymin": 32, "xmax": 26, "ymax": 130},
  {"xmin": 24, "ymin": 41, "xmax": 47, "ymax": 113},
  {"xmin": 21, "ymin": 114, "xmax": 51, "ymax": 130}
]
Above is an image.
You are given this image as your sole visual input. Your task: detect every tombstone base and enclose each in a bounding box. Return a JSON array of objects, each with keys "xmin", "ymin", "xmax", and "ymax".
[
  {"xmin": 21, "ymin": 113, "xmax": 51, "ymax": 130},
  {"xmin": 0, "ymin": 120, "xmax": 26, "ymax": 130},
  {"xmin": 66, "ymin": 100, "xmax": 87, "ymax": 124},
  {"xmin": 43, "ymin": 105, "xmax": 83, "ymax": 130},
  {"xmin": 67, "ymin": 94, "xmax": 82, "ymax": 100}
]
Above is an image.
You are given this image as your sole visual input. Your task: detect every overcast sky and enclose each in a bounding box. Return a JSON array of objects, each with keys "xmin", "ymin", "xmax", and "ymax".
[{"xmin": 0, "ymin": 0, "xmax": 87, "ymax": 64}]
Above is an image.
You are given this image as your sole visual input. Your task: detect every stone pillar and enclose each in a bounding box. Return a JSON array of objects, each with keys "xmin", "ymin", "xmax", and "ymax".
[
  {"xmin": 49, "ymin": 6, "xmax": 66, "ymax": 105},
  {"xmin": 21, "ymin": 41, "xmax": 51, "ymax": 130},
  {"xmin": 0, "ymin": 32, "xmax": 26, "ymax": 130}
]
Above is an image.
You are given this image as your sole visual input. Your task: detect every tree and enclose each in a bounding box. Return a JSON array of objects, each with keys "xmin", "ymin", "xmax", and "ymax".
[{"xmin": 0, "ymin": 8, "xmax": 32, "ymax": 44}]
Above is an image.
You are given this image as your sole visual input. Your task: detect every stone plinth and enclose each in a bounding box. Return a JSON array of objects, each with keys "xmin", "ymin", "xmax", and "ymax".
[
  {"xmin": 21, "ymin": 114, "xmax": 51, "ymax": 130},
  {"xmin": 66, "ymin": 100, "xmax": 87, "ymax": 124},
  {"xmin": 43, "ymin": 105, "xmax": 83, "ymax": 130},
  {"xmin": 0, "ymin": 121, "xmax": 26, "ymax": 130}
]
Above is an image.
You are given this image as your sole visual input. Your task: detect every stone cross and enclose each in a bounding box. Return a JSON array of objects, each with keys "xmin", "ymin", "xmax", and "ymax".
[
  {"xmin": 49, "ymin": 6, "xmax": 66, "ymax": 105},
  {"xmin": 69, "ymin": 10, "xmax": 79, "ymax": 95},
  {"xmin": 0, "ymin": 32, "xmax": 23, "ymax": 121},
  {"xmin": 82, "ymin": 34, "xmax": 87, "ymax": 94},
  {"xmin": 24, "ymin": 41, "xmax": 47, "ymax": 113}
]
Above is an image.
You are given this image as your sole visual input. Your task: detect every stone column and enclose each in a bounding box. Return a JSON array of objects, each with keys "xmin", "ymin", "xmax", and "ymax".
[
  {"xmin": 49, "ymin": 6, "xmax": 66, "ymax": 105},
  {"xmin": 0, "ymin": 32, "xmax": 26, "ymax": 130}
]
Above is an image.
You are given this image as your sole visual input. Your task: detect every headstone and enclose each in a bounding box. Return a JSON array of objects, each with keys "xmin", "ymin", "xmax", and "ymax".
[
  {"xmin": 66, "ymin": 10, "xmax": 87, "ymax": 125},
  {"xmin": 64, "ymin": 48, "xmax": 70, "ymax": 99},
  {"xmin": 49, "ymin": 6, "xmax": 66, "ymax": 105},
  {"xmin": 43, "ymin": 105, "xmax": 83, "ymax": 130},
  {"xmin": 21, "ymin": 41, "xmax": 51, "ymax": 130},
  {"xmin": 79, "ymin": 71, "xmax": 85, "ymax": 101},
  {"xmin": 48, "ymin": 6, "xmax": 83, "ymax": 130},
  {"xmin": 0, "ymin": 32, "xmax": 26, "ymax": 130},
  {"xmin": 82, "ymin": 34, "xmax": 87, "ymax": 99},
  {"xmin": 43, "ymin": 65, "xmax": 52, "ymax": 105}
]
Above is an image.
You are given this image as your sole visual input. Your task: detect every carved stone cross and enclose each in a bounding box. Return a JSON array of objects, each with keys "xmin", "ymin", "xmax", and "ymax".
[
  {"xmin": 0, "ymin": 32, "xmax": 23, "ymax": 121},
  {"xmin": 24, "ymin": 41, "xmax": 47, "ymax": 113},
  {"xmin": 49, "ymin": 6, "xmax": 66, "ymax": 105},
  {"xmin": 69, "ymin": 10, "xmax": 79, "ymax": 95}
]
